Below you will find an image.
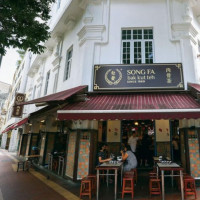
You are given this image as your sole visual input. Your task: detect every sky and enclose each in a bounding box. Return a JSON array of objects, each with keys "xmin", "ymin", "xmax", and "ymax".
[{"xmin": 0, "ymin": 48, "xmax": 20, "ymax": 85}]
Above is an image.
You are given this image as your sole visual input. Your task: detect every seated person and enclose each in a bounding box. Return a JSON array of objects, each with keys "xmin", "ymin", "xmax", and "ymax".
[
  {"xmin": 98, "ymin": 143, "xmax": 111, "ymax": 166},
  {"xmin": 121, "ymin": 145, "xmax": 137, "ymax": 172}
]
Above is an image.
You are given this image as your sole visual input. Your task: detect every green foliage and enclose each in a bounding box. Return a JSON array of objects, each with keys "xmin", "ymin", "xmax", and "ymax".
[
  {"xmin": 16, "ymin": 49, "xmax": 25, "ymax": 67},
  {"xmin": 0, "ymin": 0, "xmax": 56, "ymax": 55}
]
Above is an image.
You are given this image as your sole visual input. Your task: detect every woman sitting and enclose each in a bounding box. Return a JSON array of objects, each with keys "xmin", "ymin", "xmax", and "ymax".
[{"xmin": 121, "ymin": 145, "xmax": 137, "ymax": 172}]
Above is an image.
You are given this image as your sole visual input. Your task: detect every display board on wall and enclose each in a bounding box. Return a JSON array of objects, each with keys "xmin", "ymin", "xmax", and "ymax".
[
  {"xmin": 155, "ymin": 120, "xmax": 170, "ymax": 142},
  {"xmin": 188, "ymin": 139, "xmax": 200, "ymax": 178},
  {"xmin": 65, "ymin": 132, "xmax": 77, "ymax": 178},
  {"xmin": 93, "ymin": 64, "xmax": 184, "ymax": 91},
  {"xmin": 107, "ymin": 120, "xmax": 121, "ymax": 142},
  {"xmin": 77, "ymin": 132, "xmax": 90, "ymax": 179}
]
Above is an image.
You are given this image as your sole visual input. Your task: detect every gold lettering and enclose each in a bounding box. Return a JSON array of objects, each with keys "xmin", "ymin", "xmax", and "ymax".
[
  {"xmin": 166, "ymin": 68, "xmax": 171, "ymax": 73},
  {"xmin": 147, "ymin": 69, "xmax": 155, "ymax": 74},
  {"xmin": 127, "ymin": 69, "xmax": 146, "ymax": 75},
  {"xmin": 147, "ymin": 75, "xmax": 155, "ymax": 80},
  {"xmin": 167, "ymin": 79, "xmax": 172, "ymax": 83},
  {"xmin": 166, "ymin": 73, "xmax": 171, "ymax": 78}
]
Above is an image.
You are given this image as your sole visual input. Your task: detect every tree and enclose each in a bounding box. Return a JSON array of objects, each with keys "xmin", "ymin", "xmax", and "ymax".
[
  {"xmin": 16, "ymin": 49, "xmax": 25, "ymax": 68},
  {"xmin": 0, "ymin": 0, "xmax": 56, "ymax": 56}
]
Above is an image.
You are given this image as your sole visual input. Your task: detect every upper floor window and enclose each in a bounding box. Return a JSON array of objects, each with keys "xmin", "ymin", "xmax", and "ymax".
[
  {"xmin": 64, "ymin": 46, "xmax": 73, "ymax": 81},
  {"xmin": 44, "ymin": 70, "xmax": 50, "ymax": 95},
  {"xmin": 121, "ymin": 28, "xmax": 154, "ymax": 64},
  {"xmin": 53, "ymin": 72, "xmax": 58, "ymax": 93},
  {"xmin": 32, "ymin": 86, "xmax": 36, "ymax": 100},
  {"xmin": 56, "ymin": 41, "xmax": 62, "ymax": 55},
  {"xmin": 57, "ymin": 0, "xmax": 61, "ymax": 10}
]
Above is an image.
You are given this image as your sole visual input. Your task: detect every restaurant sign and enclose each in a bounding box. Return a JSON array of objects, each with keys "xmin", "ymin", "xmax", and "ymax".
[
  {"xmin": 93, "ymin": 64, "xmax": 184, "ymax": 91},
  {"xmin": 12, "ymin": 93, "xmax": 26, "ymax": 118}
]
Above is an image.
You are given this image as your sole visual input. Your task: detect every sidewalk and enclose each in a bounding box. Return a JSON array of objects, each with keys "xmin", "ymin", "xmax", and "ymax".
[
  {"xmin": 0, "ymin": 149, "xmax": 80, "ymax": 200},
  {"xmin": 0, "ymin": 149, "xmax": 200, "ymax": 200}
]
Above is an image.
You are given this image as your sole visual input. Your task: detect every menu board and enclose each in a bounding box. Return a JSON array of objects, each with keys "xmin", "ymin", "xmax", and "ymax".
[
  {"xmin": 65, "ymin": 132, "xmax": 77, "ymax": 178},
  {"xmin": 77, "ymin": 132, "xmax": 90, "ymax": 179},
  {"xmin": 188, "ymin": 138, "xmax": 200, "ymax": 178}
]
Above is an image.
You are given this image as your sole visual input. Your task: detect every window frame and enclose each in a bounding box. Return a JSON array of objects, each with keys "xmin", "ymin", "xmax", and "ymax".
[
  {"xmin": 44, "ymin": 70, "xmax": 50, "ymax": 95},
  {"xmin": 32, "ymin": 85, "xmax": 36, "ymax": 100},
  {"xmin": 53, "ymin": 72, "xmax": 58, "ymax": 93},
  {"xmin": 121, "ymin": 28, "xmax": 154, "ymax": 64},
  {"xmin": 64, "ymin": 46, "xmax": 73, "ymax": 81},
  {"xmin": 56, "ymin": 0, "xmax": 61, "ymax": 10}
]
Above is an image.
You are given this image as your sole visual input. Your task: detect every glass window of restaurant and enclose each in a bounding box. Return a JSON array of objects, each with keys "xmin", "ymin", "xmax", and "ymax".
[{"xmin": 121, "ymin": 28, "xmax": 154, "ymax": 64}]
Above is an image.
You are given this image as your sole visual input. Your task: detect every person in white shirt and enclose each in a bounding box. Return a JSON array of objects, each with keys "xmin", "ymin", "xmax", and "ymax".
[{"xmin": 128, "ymin": 131, "xmax": 139, "ymax": 153}]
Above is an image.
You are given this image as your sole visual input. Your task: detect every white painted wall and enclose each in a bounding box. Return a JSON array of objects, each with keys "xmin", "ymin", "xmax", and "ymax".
[{"xmin": 23, "ymin": 0, "xmax": 200, "ymax": 109}]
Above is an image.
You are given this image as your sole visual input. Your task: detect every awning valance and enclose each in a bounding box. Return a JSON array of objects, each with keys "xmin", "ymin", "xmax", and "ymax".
[
  {"xmin": 57, "ymin": 92, "xmax": 200, "ymax": 120},
  {"xmin": 188, "ymin": 82, "xmax": 200, "ymax": 93},
  {"xmin": 12, "ymin": 118, "xmax": 28, "ymax": 129},
  {"xmin": 20, "ymin": 85, "xmax": 88, "ymax": 105},
  {"xmin": 2, "ymin": 123, "xmax": 14, "ymax": 134},
  {"xmin": 1, "ymin": 118, "xmax": 28, "ymax": 133}
]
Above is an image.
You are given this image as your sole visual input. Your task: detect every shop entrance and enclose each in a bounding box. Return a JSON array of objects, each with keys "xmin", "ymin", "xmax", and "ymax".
[
  {"xmin": 121, "ymin": 120, "xmax": 155, "ymax": 167},
  {"xmin": 99, "ymin": 119, "xmax": 181, "ymax": 169}
]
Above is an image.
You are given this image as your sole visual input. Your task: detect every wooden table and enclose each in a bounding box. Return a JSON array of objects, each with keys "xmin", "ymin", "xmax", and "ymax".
[
  {"xmin": 157, "ymin": 162, "xmax": 184, "ymax": 200},
  {"xmin": 96, "ymin": 162, "xmax": 123, "ymax": 200},
  {"xmin": 25, "ymin": 155, "xmax": 40, "ymax": 158},
  {"xmin": 25, "ymin": 155, "xmax": 40, "ymax": 164},
  {"xmin": 153, "ymin": 156, "xmax": 170, "ymax": 166}
]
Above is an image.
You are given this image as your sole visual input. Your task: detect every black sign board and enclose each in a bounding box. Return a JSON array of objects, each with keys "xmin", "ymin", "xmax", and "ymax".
[
  {"xmin": 93, "ymin": 64, "xmax": 184, "ymax": 91},
  {"xmin": 12, "ymin": 93, "xmax": 26, "ymax": 118}
]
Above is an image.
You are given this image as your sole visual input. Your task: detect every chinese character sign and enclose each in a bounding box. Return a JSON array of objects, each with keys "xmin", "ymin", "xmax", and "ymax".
[
  {"xmin": 93, "ymin": 64, "xmax": 184, "ymax": 91},
  {"xmin": 12, "ymin": 93, "xmax": 26, "ymax": 118}
]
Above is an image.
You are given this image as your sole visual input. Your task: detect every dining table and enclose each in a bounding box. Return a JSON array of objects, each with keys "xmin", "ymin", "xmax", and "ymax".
[
  {"xmin": 157, "ymin": 162, "xmax": 184, "ymax": 200},
  {"xmin": 96, "ymin": 161, "xmax": 123, "ymax": 200},
  {"xmin": 25, "ymin": 154, "xmax": 40, "ymax": 164},
  {"xmin": 153, "ymin": 156, "xmax": 170, "ymax": 165}
]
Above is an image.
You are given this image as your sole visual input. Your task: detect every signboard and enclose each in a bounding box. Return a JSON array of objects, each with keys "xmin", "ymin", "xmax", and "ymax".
[
  {"xmin": 12, "ymin": 93, "xmax": 26, "ymax": 118},
  {"xmin": 93, "ymin": 64, "xmax": 184, "ymax": 91}
]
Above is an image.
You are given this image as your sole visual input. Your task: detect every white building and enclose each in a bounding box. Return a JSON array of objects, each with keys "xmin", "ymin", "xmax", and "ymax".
[
  {"xmin": 1, "ymin": 52, "xmax": 31, "ymax": 151},
  {"xmin": 26, "ymin": 0, "xmax": 200, "ymax": 98},
  {"xmin": 3, "ymin": 0, "xmax": 200, "ymax": 181},
  {"xmin": 0, "ymin": 81, "xmax": 10, "ymax": 148}
]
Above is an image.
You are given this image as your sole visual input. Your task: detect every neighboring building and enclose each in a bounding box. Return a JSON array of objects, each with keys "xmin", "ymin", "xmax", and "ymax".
[
  {"xmin": 0, "ymin": 52, "xmax": 31, "ymax": 151},
  {"xmin": 2, "ymin": 0, "xmax": 200, "ymax": 184},
  {"xmin": 0, "ymin": 81, "xmax": 10, "ymax": 147}
]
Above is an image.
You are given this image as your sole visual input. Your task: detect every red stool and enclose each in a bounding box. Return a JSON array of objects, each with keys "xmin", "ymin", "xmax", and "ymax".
[
  {"xmin": 131, "ymin": 168, "xmax": 138, "ymax": 183},
  {"xmin": 87, "ymin": 174, "xmax": 97, "ymax": 195},
  {"xmin": 184, "ymin": 176, "xmax": 197, "ymax": 199},
  {"xmin": 176, "ymin": 172, "xmax": 188, "ymax": 190},
  {"xmin": 80, "ymin": 177, "xmax": 92, "ymax": 199},
  {"xmin": 149, "ymin": 172, "xmax": 158, "ymax": 178},
  {"xmin": 122, "ymin": 176, "xmax": 134, "ymax": 199},
  {"xmin": 124, "ymin": 171, "xmax": 135, "ymax": 178},
  {"xmin": 149, "ymin": 178, "xmax": 161, "ymax": 197}
]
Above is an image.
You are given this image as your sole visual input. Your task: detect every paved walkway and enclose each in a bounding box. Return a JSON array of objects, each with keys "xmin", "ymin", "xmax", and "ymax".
[
  {"xmin": 0, "ymin": 149, "xmax": 80, "ymax": 200},
  {"xmin": 0, "ymin": 149, "xmax": 200, "ymax": 200}
]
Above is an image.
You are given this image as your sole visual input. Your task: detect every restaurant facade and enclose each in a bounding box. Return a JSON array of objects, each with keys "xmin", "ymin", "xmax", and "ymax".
[{"xmin": 1, "ymin": 0, "xmax": 200, "ymax": 182}]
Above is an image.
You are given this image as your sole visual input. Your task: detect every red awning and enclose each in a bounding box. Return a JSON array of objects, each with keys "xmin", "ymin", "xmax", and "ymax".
[
  {"xmin": 1, "ymin": 123, "xmax": 14, "ymax": 134},
  {"xmin": 20, "ymin": 85, "xmax": 88, "ymax": 105},
  {"xmin": 188, "ymin": 83, "xmax": 200, "ymax": 92},
  {"xmin": 12, "ymin": 118, "xmax": 28, "ymax": 129},
  {"xmin": 57, "ymin": 92, "xmax": 200, "ymax": 120},
  {"xmin": 1, "ymin": 118, "xmax": 28, "ymax": 133}
]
